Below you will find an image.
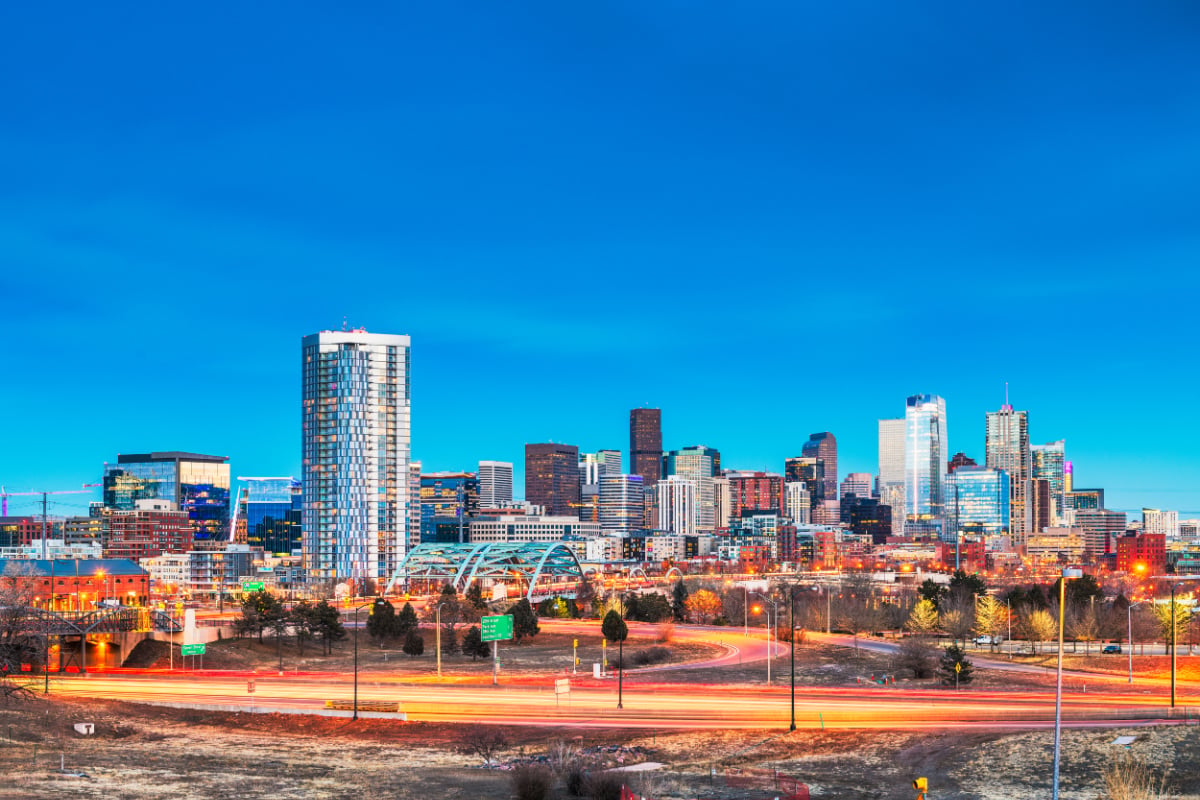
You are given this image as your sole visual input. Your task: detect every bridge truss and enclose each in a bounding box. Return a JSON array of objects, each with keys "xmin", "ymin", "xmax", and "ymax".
[{"xmin": 384, "ymin": 541, "xmax": 585, "ymax": 603}]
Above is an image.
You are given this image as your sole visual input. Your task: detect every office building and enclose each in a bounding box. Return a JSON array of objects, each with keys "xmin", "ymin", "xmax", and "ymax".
[
  {"xmin": 599, "ymin": 474, "xmax": 645, "ymax": 535},
  {"xmin": 579, "ymin": 450, "xmax": 622, "ymax": 522},
  {"xmin": 947, "ymin": 452, "xmax": 977, "ymax": 474},
  {"xmin": 878, "ymin": 418, "xmax": 906, "ymax": 530},
  {"xmin": 103, "ymin": 452, "xmax": 230, "ymax": 545},
  {"xmin": 840, "ymin": 495, "xmax": 893, "ymax": 545},
  {"xmin": 801, "ymin": 431, "xmax": 838, "ymax": 507},
  {"xmin": 242, "ymin": 478, "xmax": 303, "ymax": 557},
  {"xmin": 1075, "ymin": 508, "xmax": 1127, "ymax": 558},
  {"xmin": 1031, "ymin": 440, "xmax": 1066, "ymax": 524},
  {"xmin": 62, "ymin": 516, "xmax": 107, "ymax": 549},
  {"xmin": 525, "ymin": 443, "xmax": 580, "ymax": 517},
  {"xmin": 301, "ymin": 329, "xmax": 411, "ymax": 584},
  {"xmin": 712, "ymin": 476, "xmax": 731, "ymax": 530},
  {"xmin": 663, "ymin": 446, "xmax": 719, "ymax": 532},
  {"xmin": 944, "ymin": 466, "xmax": 1010, "ymax": 542},
  {"xmin": 408, "ymin": 461, "xmax": 422, "ymax": 555},
  {"xmin": 1029, "ymin": 479, "xmax": 1053, "ymax": 535},
  {"xmin": 189, "ymin": 544, "xmax": 264, "ymax": 598},
  {"xmin": 1115, "ymin": 533, "xmax": 1167, "ymax": 576},
  {"xmin": 784, "ymin": 481, "xmax": 811, "ymax": 525},
  {"xmin": 0, "ymin": 517, "xmax": 40, "ymax": 549},
  {"xmin": 478, "ymin": 461, "xmax": 513, "ymax": 508},
  {"xmin": 905, "ymin": 394, "xmax": 948, "ymax": 537},
  {"xmin": 468, "ymin": 515, "xmax": 601, "ymax": 543},
  {"xmin": 727, "ymin": 471, "xmax": 783, "ymax": 518},
  {"xmin": 840, "ymin": 472, "xmax": 873, "ymax": 501},
  {"xmin": 630, "ymin": 408, "xmax": 662, "ymax": 526},
  {"xmin": 656, "ymin": 476, "xmax": 697, "ymax": 536},
  {"xmin": 986, "ymin": 404, "xmax": 1030, "ymax": 542},
  {"xmin": 419, "ymin": 472, "xmax": 480, "ymax": 542},
  {"xmin": 1143, "ymin": 508, "xmax": 1179, "ymax": 539}
]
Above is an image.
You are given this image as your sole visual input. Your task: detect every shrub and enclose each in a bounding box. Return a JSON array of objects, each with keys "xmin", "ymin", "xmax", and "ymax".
[
  {"xmin": 583, "ymin": 773, "xmax": 624, "ymax": 800},
  {"xmin": 614, "ymin": 646, "xmax": 670, "ymax": 669},
  {"xmin": 1102, "ymin": 754, "xmax": 1169, "ymax": 800},
  {"xmin": 511, "ymin": 765, "xmax": 555, "ymax": 800},
  {"xmin": 655, "ymin": 623, "xmax": 674, "ymax": 644},
  {"xmin": 565, "ymin": 766, "xmax": 588, "ymax": 796}
]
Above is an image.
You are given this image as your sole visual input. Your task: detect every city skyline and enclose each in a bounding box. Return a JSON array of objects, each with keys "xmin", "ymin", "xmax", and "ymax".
[{"xmin": 3, "ymin": 4, "xmax": 1200, "ymax": 515}]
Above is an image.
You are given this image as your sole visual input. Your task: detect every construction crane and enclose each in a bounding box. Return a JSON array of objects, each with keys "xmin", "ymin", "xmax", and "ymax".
[{"xmin": 0, "ymin": 484, "xmax": 100, "ymax": 558}]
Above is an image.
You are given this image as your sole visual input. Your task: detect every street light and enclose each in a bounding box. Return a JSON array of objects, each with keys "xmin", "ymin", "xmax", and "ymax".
[
  {"xmin": 436, "ymin": 603, "xmax": 446, "ymax": 679},
  {"xmin": 752, "ymin": 592, "xmax": 778, "ymax": 685},
  {"xmin": 351, "ymin": 602, "xmax": 374, "ymax": 721},
  {"xmin": 1126, "ymin": 599, "xmax": 1146, "ymax": 685},
  {"xmin": 788, "ymin": 585, "xmax": 796, "ymax": 731},
  {"xmin": 1152, "ymin": 576, "xmax": 1200, "ymax": 709},
  {"xmin": 1053, "ymin": 566, "xmax": 1083, "ymax": 800}
]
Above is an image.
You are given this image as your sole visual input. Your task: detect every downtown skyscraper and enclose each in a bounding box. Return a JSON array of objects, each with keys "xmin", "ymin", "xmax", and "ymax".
[
  {"xmin": 877, "ymin": 418, "xmax": 906, "ymax": 535},
  {"xmin": 904, "ymin": 394, "xmax": 948, "ymax": 538},
  {"xmin": 630, "ymin": 408, "xmax": 663, "ymax": 526},
  {"xmin": 301, "ymin": 329, "xmax": 411, "ymax": 585},
  {"xmin": 524, "ymin": 443, "xmax": 580, "ymax": 517},
  {"xmin": 986, "ymin": 403, "xmax": 1031, "ymax": 543}
]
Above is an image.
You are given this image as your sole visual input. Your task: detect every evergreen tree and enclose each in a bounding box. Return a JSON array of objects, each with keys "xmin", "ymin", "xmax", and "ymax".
[
  {"xmin": 396, "ymin": 602, "xmax": 419, "ymax": 638},
  {"xmin": 938, "ymin": 644, "xmax": 973, "ymax": 686},
  {"xmin": 367, "ymin": 598, "xmax": 397, "ymax": 646},
  {"xmin": 632, "ymin": 592, "xmax": 673, "ymax": 623},
  {"xmin": 948, "ymin": 570, "xmax": 987, "ymax": 598},
  {"xmin": 511, "ymin": 598, "xmax": 540, "ymax": 642},
  {"xmin": 465, "ymin": 581, "xmax": 487, "ymax": 610},
  {"xmin": 239, "ymin": 590, "xmax": 284, "ymax": 643},
  {"xmin": 671, "ymin": 579, "xmax": 689, "ymax": 622},
  {"xmin": 310, "ymin": 600, "xmax": 347, "ymax": 655},
  {"xmin": 918, "ymin": 579, "xmax": 946, "ymax": 609},
  {"xmin": 402, "ymin": 628, "xmax": 425, "ymax": 657},
  {"xmin": 461, "ymin": 625, "xmax": 490, "ymax": 660}
]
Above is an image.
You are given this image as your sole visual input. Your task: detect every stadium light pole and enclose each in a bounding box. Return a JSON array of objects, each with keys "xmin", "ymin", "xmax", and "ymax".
[{"xmin": 1053, "ymin": 566, "xmax": 1083, "ymax": 800}]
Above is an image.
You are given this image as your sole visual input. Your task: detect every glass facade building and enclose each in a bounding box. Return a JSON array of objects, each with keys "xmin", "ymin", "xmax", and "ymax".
[
  {"xmin": 301, "ymin": 330, "xmax": 411, "ymax": 584},
  {"xmin": 599, "ymin": 474, "xmax": 645, "ymax": 535},
  {"xmin": 102, "ymin": 452, "xmax": 230, "ymax": 543},
  {"xmin": 1031, "ymin": 440, "xmax": 1066, "ymax": 525},
  {"xmin": 663, "ymin": 446, "xmax": 719, "ymax": 532},
  {"xmin": 419, "ymin": 472, "xmax": 479, "ymax": 542},
  {"xmin": 244, "ymin": 478, "xmax": 303, "ymax": 557},
  {"xmin": 904, "ymin": 394, "xmax": 948, "ymax": 537},
  {"xmin": 945, "ymin": 466, "xmax": 1010, "ymax": 542},
  {"xmin": 986, "ymin": 405, "xmax": 1030, "ymax": 541}
]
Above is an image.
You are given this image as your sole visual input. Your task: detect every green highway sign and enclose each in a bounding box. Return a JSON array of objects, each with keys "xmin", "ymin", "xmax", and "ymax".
[
  {"xmin": 181, "ymin": 643, "xmax": 206, "ymax": 656},
  {"xmin": 241, "ymin": 581, "xmax": 265, "ymax": 592},
  {"xmin": 481, "ymin": 614, "xmax": 513, "ymax": 642}
]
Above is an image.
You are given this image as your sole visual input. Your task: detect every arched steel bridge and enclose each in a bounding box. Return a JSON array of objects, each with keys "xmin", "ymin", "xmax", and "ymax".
[
  {"xmin": 384, "ymin": 541, "xmax": 585, "ymax": 603},
  {"xmin": 11, "ymin": 606, "xmax": 181, "ymax": 636}
]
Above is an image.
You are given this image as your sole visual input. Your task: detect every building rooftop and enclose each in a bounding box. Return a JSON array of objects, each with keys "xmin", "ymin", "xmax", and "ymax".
[{"xmin": 117, "ymin": 452, "xmax": 228, "ymax": 464}]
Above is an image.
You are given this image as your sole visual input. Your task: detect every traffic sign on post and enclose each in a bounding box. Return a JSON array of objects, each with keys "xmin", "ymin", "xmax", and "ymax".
[
  {"xmin": 481, "ymin": 614, "xmax": 514, "ymax": 642},
  {"xmin": 181, "ymin": 643, "xmax": 206, "ymax": 656},
  {"xmin": 241, "ymin": 581, "xmax": 265, "ymax": 592}
]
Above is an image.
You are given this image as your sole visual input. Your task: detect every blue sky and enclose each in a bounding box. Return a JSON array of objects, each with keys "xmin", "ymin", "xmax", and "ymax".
[{"xmin": 2, "ymin": 2, "xmax": 1199, "ymax": 517}]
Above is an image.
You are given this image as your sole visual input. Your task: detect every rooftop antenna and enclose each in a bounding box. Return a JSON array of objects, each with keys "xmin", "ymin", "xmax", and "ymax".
[{"xmin": 342, "ymin": 316, "xmax": 348, "ymax": 332}]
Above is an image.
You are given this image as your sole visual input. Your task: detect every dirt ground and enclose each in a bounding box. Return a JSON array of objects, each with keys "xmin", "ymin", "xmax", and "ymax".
[{"xmin": 2, "ymin": 697, "xmax": 1199, "ymax": 799}]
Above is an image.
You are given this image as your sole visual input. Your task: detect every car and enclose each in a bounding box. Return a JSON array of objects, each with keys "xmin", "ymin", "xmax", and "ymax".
[
  {"xmin": 975, "ymin": 635, "xmax": 1001, "ymax": 646},
  {"xmin": 1102, "ymin": 644, "xmax": 1122, "ymax": 654}
]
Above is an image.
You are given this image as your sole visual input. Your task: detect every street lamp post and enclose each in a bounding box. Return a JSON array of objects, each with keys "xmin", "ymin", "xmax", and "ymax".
[
  {"xmin": 1053, "ymin": 566, "xmax": 1083, "ymax": 800},
  {"xmin": 789, "ymin": 586, "xmax": 796, "ymax": 731},
  {"xmin": 1126, "ymin": 600, "xmax": 1146, "ymax": 685},
  {"xmin": 436, "ymin": 603, "xmax": 446, "ymax": 680},
  {"xmin": 752, "ymin": 592, "xmax": 778, "ymax": 685},
  {"xmin": 1151, "ymin": 575, "xmax": 1200, "ymax": 710},
  {"xmin": 352, "ymin": 602, "xmax": 373, "ymax": 721}
]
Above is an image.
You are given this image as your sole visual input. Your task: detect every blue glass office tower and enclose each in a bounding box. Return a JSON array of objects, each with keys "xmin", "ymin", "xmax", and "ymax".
[
  {"xmin": 103, "ymin": 452, "xmax": 231, "ymax": 544},
  {"xmin": 419, "ymin": 472, "xmax": 480, "ymax": 543},
  {"xmin": 945, "ymin": 466, "xmax": 1010, "ymax": 542},
  {"xmin": 904, "ymin": 394, "xmax": 947, "ymax": 538},
  {"xmin": 302, "ymin": 330, "xmax": 411, "ymax": 585},
  {"xmin": 244, "ymin": 478, "xmax": 303, "ymax": 556}
]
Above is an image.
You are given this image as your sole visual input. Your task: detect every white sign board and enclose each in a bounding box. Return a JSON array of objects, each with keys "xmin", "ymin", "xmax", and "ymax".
[{"xmin": 554, "ymin": 678, "xmax": 570, "ymax": 695}]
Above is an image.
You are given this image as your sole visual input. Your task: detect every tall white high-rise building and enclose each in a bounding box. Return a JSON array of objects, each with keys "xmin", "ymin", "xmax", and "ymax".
[
  {"xmin": 599, "ymin": 474, "xmax": 645, "ymax": 535},
  {"xmin": 878, "ymin": 418, "xmax": 906, "ymax": 533},
  {"xmin": 478, "ymin": 461, "xmax": 514, "ymax": 508},
  {"xmin": 656, "ymin": 476, "xmax": 697, "ymax": 536},
  {"xmin": 905, "ymin": 394, "xmax": 948, "ymax": 538},
  {"xmin": 784, "ymin": 481, "xmax": 811, "ymax": 524},
  {"xmin": 664, "ymin": 446, "xmax": 718, "ymax": 532},
  {"xmin": 301, "ymin": 329, "xmax": 411, "ymax": 585},
  {"xmin": 986, "ymin": 404, "xmax": 1031, "ymax": 543},
  {"xmin": 1143, "ymin": 508, "xmax": 1179, "ymax": 539}
]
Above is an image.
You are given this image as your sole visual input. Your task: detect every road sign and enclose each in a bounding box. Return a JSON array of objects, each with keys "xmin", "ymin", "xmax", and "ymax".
[
  {"xmin": 481, "ymin": 614, "xmax": 513, "ymax": 642},
  {"xmin": 555, "ymin": 678, "xmax": 570, "ymax": 695},
  {"xmin": 181, "ymin": 643, "xmax": 206, "ymax": 656},
  {"xmin": 247, "ymin": 680, "xmax": 256, "ymax": 694},
  {"xmin": 954, "ymin": 662, "xmax": 962, "ymax": 673},
  {"xmin": 241, "ymin": 581, "xmax": 265, "ymax": 592}
]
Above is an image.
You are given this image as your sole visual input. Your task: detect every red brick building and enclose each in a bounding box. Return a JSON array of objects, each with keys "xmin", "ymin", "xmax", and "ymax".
[
  {"xmin": 0, "ymin": 516, "xmax": 43, "ymax": 548},
  {"xmin": 727, "ymin": 472, "xmax": 784, "ymax": 518},
  {"xmin": 1115, "ymin": 533, "xmax": 1166, "ymax": 576},
  {"xmin": 0, "ymin": 558, "xmax": 150, "ymax": 610},
  {"xmin": 104, "ymin": 507, "xmax": 194, "ymax": 561}
]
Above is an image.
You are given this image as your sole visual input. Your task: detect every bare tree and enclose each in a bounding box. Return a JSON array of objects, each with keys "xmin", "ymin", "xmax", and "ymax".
[
  {"xmin": 0, "ymin": 563, "xmax": 40, "ymax": 702},
  {"xmin": 459, "ymin": 728, "xmax": 510, "ymax": 767}
]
